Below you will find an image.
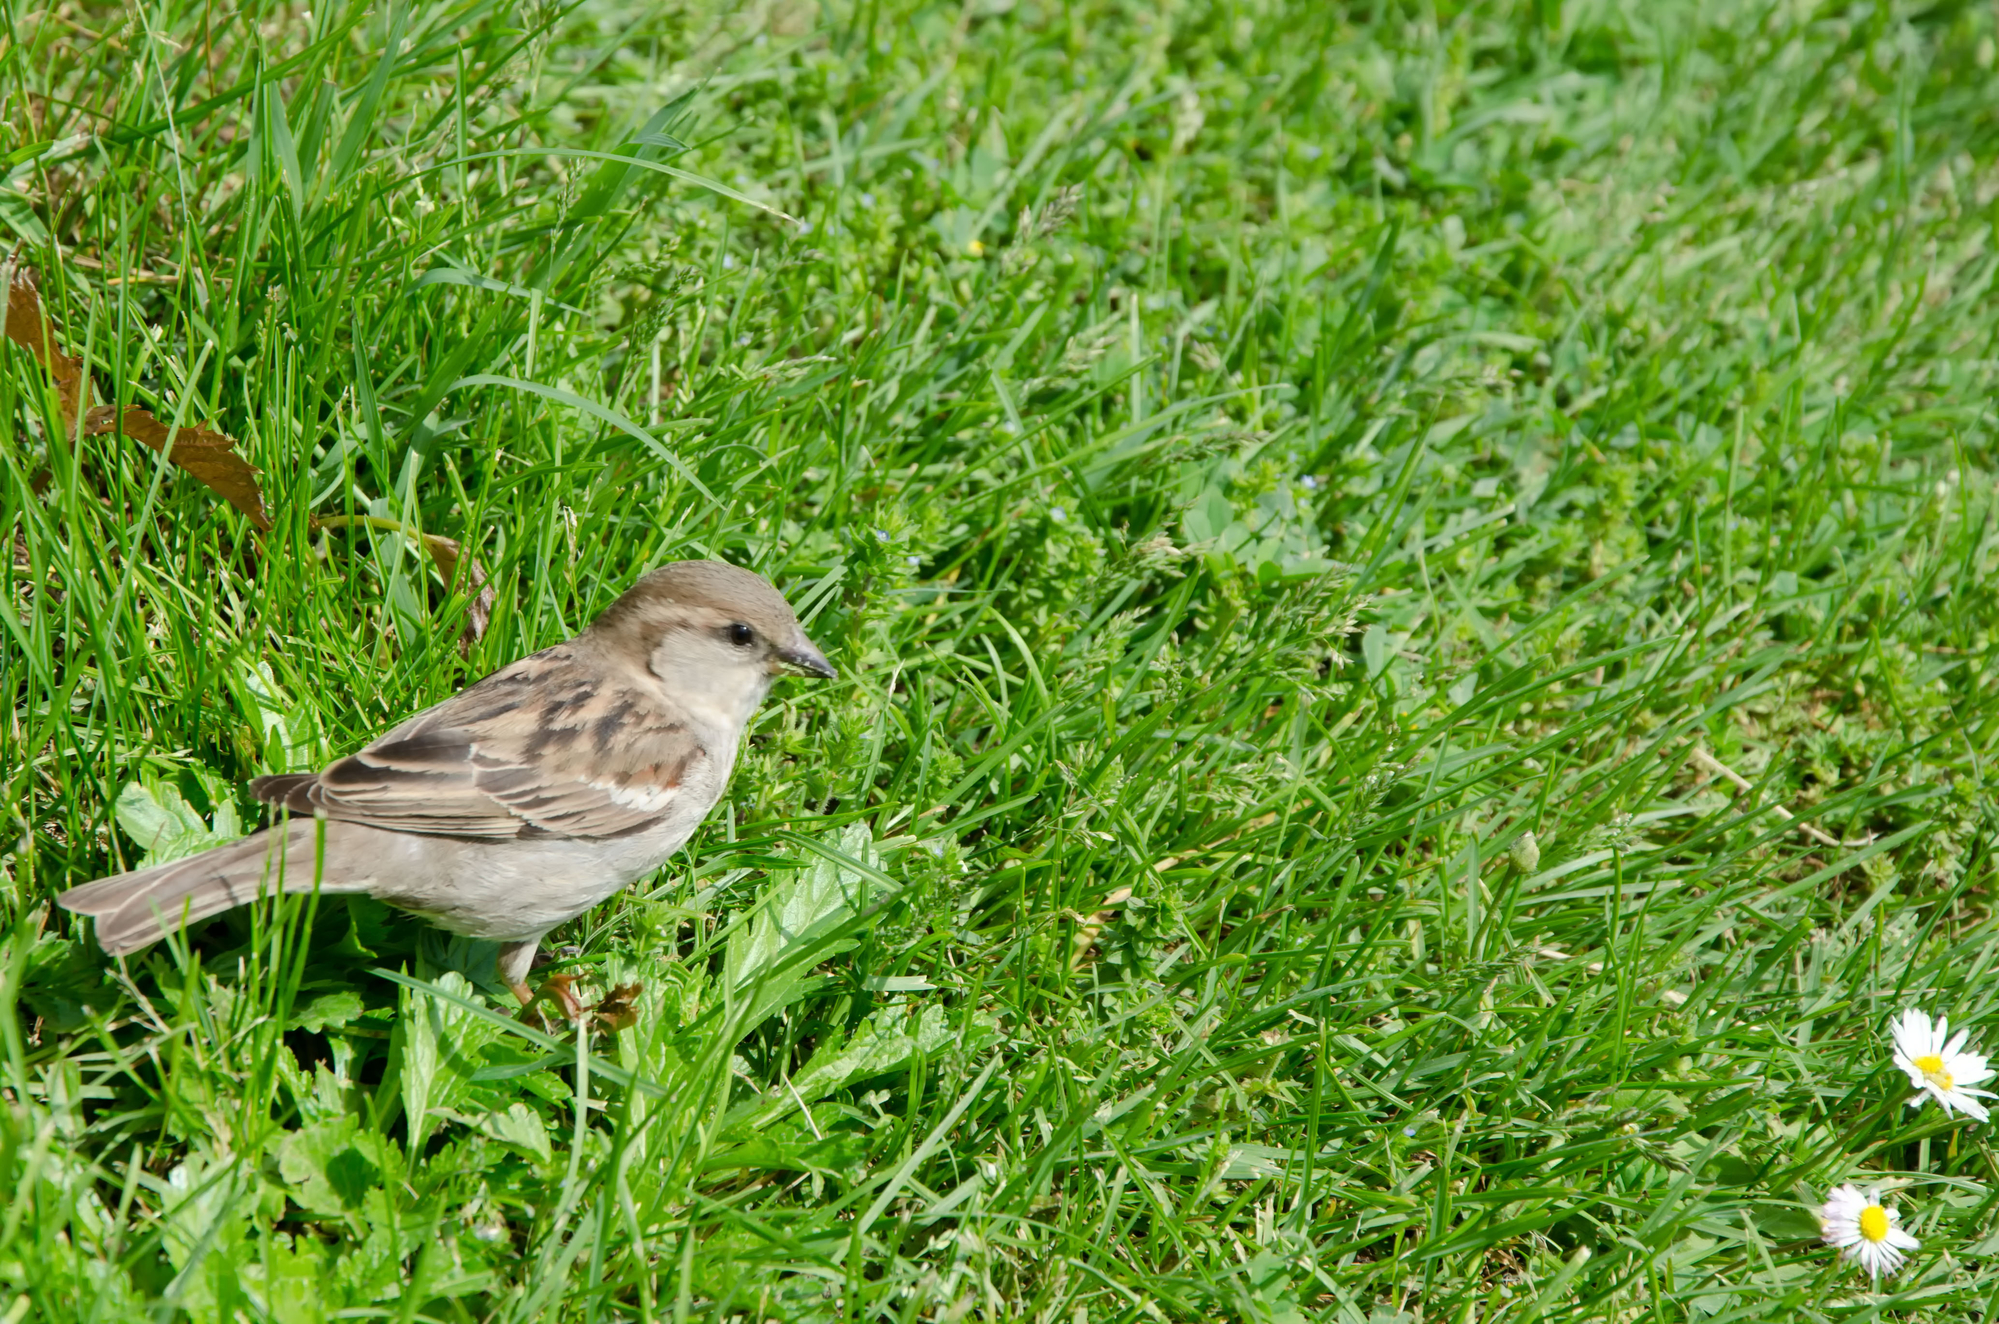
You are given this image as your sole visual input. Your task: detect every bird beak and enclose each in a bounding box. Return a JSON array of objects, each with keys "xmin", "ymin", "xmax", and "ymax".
[{"xmin": 776, "ymin": 635, "xmax": 836, "ymax": 679}]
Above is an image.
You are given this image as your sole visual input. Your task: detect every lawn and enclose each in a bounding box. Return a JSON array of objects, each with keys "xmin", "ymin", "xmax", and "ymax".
[{"xmin": 5, "ymin": 0, "xmax": 1999, "ymax": 1319}]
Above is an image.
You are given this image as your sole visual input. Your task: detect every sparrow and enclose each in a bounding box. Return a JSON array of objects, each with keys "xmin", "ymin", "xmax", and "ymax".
[{"xmin": 57, "ymin": 560, "xmax": 834, "ymax": 1010}]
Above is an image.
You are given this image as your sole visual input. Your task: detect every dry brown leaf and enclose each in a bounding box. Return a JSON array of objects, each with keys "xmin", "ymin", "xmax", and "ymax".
[
  {"xmin": 418, "ymin": 530, "xmax": 496, "ymax": 651},
  {"xmin": 5, "ymin": 269, "xmax": 91, "ymax": 425},
  {"xmin": 86, "ymin": 405, "xmax": 271, "ymax": 528},
  {"xmin": 590, "ymin": 982, "xmax": 643, "ymax": 1032},
  {"xmin": 5, "ymin": 266, "xmax": 270, "ymax": 528},
  {"xmin": 8, "ymin": 265, "xmax": 496, "ymax": 648}
]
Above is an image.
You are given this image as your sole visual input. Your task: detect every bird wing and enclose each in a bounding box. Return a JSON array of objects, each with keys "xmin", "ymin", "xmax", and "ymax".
[{"xmin": 250, "ymin": 644, "xmax": 711, "ymax": 840}]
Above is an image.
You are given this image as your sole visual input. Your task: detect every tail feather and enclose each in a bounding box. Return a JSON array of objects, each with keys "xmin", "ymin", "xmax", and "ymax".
[{"xmin": 57, "ymin": 822, "xmax": 369, "ymax": 955}]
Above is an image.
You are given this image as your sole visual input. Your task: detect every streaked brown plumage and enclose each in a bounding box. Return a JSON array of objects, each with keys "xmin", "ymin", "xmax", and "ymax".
[{"xmin": 57, "ymin": 560, "xmax": 834, "ymax": 1005}]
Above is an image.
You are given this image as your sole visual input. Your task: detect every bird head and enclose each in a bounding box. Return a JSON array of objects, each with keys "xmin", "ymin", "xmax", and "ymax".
[{"xmin": 592, "ymin": 560, "xmax": 834, "ymax": 727}]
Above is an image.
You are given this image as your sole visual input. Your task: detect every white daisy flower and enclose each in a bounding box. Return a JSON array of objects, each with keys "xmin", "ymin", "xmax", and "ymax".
[
  {"xmin": 1819, "ymin": 1184, "xmax": 1918, "ymax": 1279},
  {"xmin": 1891, "ymin": 1009, "xmax": 1996, "ymax": 1122}
]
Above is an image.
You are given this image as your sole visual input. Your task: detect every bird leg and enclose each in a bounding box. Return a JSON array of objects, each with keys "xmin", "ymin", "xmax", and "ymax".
[{"xmin": 497, "ymin": 938, "xmax": 543, "ymax": 1008}]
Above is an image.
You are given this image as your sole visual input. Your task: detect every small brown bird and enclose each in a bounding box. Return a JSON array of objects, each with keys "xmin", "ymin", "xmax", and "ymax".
[{"xmin": 57, "ymin": 560, "xmax": 834, "ymax": 1010}]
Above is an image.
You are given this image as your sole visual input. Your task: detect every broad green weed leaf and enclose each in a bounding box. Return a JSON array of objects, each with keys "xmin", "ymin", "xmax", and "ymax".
[
  {"xmin": 726, "ymin": 822, "xmax": 881, "ymax": 990},
  {"xmin": 787, "ymin": 1002, "xmax": 960, "ymax": 1103},
  {"xmin": 429, "ymin": 1102, "xmax": 556, "ymax": 1163},
  {"xmin": 234, "ymin": 1233, "xmax": 325, "ymax": 1324},
  {"xmin": 286, "ymin": 989, "xmax": 365, "ymax": 1033},
  {"xmin": 231, "ymin": 661, "xmax": 322, "ymax": 773},
  {"xmin": 398, "ymin": 971, "xmax": 502, "ymax": 1149},
  {"xmin": 478, "ymin": 1102, "xmax": 553, "ymax": 1163},
  {"xmin": 20, "ymin": 932, "xmax": 113, "ymax": 1030},
  {"xmin": 277, "ymin": 1116, "xmax": 398, "ymax": 1219},
  {"xmin": 156, "ymin": 1151, "xmax": 255, "ymax": 1316},
  {"xmin": 113, "ymin": 776, "xmax": 242, "ymax": 868},
  {"xmin": 727, "ymin": 1002, "xmax": 990, "ymax": 1137},
  {"xmin": 701, "ymin": 1122, "xmax": 866, "ymax": 1179}
]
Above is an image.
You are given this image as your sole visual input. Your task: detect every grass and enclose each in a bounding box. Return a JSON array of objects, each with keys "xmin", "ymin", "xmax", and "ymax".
[{"xmin": 5, "ymin": 0, "xmax": 1999, "ymax": 1318}]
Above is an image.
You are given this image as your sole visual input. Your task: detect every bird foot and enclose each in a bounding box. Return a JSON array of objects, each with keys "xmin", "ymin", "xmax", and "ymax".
[
  {"xmin": 510, "ymin": 973, "xmax": 642, "ymax": 1033},
  {"xmin": 511, "ymin": 972, "xmax": 588, "ymax": 1029}
]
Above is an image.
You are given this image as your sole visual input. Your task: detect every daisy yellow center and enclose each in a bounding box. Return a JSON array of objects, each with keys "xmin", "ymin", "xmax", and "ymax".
[
  {"xmin": 1859, "ymin": 1205, "xmax": 1890, "ymax": 1243},
  {"xmin": 1914, "ymin": 1052, "xmax": 1954, "ymax": 1091}
]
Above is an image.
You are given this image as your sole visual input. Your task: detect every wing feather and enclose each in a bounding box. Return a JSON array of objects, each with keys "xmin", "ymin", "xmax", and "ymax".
[{"xmin": 250, "ymin": 644, "xmax": 708, "ymax": 840}]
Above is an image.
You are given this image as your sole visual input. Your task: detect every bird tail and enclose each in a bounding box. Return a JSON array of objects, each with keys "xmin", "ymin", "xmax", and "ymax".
[{"xmin": 56, "ymin": 821, "xmax": 368, "ymax": 955}]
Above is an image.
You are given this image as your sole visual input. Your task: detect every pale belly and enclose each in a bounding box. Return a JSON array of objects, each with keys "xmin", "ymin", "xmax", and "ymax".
[
  {"xmin": 307, "ymin": 767, "xmax": 727, "ymax": 942},
  {"xmin": 368, "ymin": 820, "xmax": 699, "ymax": 939}
]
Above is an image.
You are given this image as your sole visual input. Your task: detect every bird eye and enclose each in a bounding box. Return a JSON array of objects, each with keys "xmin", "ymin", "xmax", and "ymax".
[{"xmin": 727, "ymin": 622, "xmax": 756, "ymax": 647}]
